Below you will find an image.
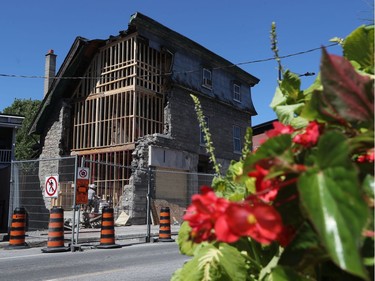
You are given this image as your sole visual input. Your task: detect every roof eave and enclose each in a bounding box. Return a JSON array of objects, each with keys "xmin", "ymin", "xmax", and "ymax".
[{"xmin": 29, "ymin": 37, "xmax": 105, "ymax": 135}]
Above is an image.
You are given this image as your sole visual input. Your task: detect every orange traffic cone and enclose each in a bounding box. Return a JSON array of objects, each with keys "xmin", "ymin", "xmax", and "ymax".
[
  {"xmin": 158, "ymin": 207, "xmax": 174, "ymax": 242},
  {"xmin": 5, "ymin": 207, "xmax": 29, "ymax": 250},
  {"xmin": 97, "ymin": 207, "xmax": 121, "ymax": 249},
  {"xmin": 41, "ymin": 206, "xmax": 69, "ymax": 253}
]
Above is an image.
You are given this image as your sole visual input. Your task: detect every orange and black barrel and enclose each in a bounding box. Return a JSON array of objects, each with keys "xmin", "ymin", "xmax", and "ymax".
[
  {"xmin": 5, "ymin": 207, "xmax": 29, "ymax": 249},
  {"xmin": 158, "ymin": 207, "xmax": 175, "ymax": 242},
  {"xmin": 97, "ymin": 207, "xmax": 121, "ymax": 249},
  {"xmin": 41, "ymin": 206, "xmax": 69, "ymax": 253}
]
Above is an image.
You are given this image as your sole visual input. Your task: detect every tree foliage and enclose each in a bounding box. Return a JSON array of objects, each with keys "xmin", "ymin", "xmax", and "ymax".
[{"xmin": 2, "ymin": 98, "xmax": 41, "ymax": 160}]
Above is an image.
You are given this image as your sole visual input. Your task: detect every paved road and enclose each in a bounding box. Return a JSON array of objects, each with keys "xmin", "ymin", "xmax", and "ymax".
[{"xmin": 0, "ymin": 242, "xmax": 189, "ymax": 281}]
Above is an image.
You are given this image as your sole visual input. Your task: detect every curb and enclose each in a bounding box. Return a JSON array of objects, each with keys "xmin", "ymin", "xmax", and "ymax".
[{"xmin": 0, "ymin": 231, "xmax": 179, "ymax": 249}]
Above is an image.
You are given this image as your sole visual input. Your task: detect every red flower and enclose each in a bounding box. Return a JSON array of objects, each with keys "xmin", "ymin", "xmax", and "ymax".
[
  {"xmin": 266, "ymin": 121, "xmax": 295, "ymax": 138},
  {"xmin": 292, "ymin": 121, "xmax": 321, "ymax": 148},
  {"xmin": 356, "ymin": 148, "xmax": 374, "ymax": 163},
  {"xmin": 248, "ymin": 165, "xmax": 278, "ymax": 202},
  {"xmin": 183, "ymin": 186, "xmax": 229, "ymax": 243},
  {"xmin": 215, "ymin": 201, "xmax": 283, "ymax": 244},
  {"xmin": 368, "ymin": 150, "xmax": 375, "ymax": 162},
  {"xmin": 184, "ymin": 186, "xmax": 284, "ymax": 245}
]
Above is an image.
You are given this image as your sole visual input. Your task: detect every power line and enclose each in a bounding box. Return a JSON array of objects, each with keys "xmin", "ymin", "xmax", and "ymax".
[{"xmin": 0, "ymin": 42, "xmax": 339, "ymax": 80}]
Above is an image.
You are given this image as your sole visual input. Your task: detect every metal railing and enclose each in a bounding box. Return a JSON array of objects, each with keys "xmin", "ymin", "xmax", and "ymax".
[{"xmin": 0, "ymin": 149, "xmax": 11, "ymax": 163}]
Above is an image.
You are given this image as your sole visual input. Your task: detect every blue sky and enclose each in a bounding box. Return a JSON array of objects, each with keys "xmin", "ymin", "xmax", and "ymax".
[{"xmin": 0, "ymin": 0, "xmax": 372, "ymax": 125}]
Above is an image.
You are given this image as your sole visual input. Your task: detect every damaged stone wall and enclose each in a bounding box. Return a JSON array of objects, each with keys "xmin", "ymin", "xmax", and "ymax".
[
  {"xmin": 122, "ymin": 132, "xmax": 200, "ymax": 224},
  {"xmin": 123, "ymin": 134, "xmax": 171, "ymax": 224},
  {"xmin": 38, "ymin": 100, "xmax": 72, "ymax": 210}
]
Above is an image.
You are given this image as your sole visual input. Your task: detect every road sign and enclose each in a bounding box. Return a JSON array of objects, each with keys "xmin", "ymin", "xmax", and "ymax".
[
  {"xmin": 45, "ymin": 176, "xmax": 59, "ymax": 198},
  {"xmin": 77, "ymin": 167, "xmax": 89, "ymax": 180},
  {"xmin": 76, "ymin": 167, "xmax": 90, "ymax": 205}
]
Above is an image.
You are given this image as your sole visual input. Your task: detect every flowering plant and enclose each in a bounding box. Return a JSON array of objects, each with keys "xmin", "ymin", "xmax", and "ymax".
[{"xmin": 172, "ymin": 24, "xmax": 374, "ymax": 281}]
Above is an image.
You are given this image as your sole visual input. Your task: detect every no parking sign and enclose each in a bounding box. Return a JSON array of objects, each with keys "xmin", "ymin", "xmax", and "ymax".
[{"xmin": 45, "ymin": 175, "xmax": 59, "ymax": 198}]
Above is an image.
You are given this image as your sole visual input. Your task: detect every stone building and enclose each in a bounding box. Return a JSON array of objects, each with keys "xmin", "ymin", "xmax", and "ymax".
[{"xmin": 29, "ymin": 12, "xmax": 259, "ymax": 223}]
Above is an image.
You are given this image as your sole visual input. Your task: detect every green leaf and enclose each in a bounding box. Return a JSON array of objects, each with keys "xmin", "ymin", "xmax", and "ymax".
[
  {"xmin": 173, "ymin": 243, "xmax": 248, "ymax": 281},
  {"xmin": 289, "ymin": 116, "xmax": 308, "ymax": 129},
  {"xmin": 270, "ymin": 87, "xmax": 286, "ymax": 109},
  {"xmin": 279, "ymin": 71, "xmax": 302, "ymax": 103},
  {"xmin": 279, "ymin": 223, "xmax": 325, "ymax": 273},
  {"xmin": 303, "ymin": 73, "xmax": 322, "ymax": 98},
  {"xmin": 264, "ymin": 266, "xmax": 312, "ymax": 281},
  {"xmin": 274, "ymin": 103, "xmax": 305, "ymax": 124},
  {"xmin": 349, "ymin": 129, "xmax": 375, "ymax": 152},
  {"xmin": 298, "ymin": 166, "xmax": 369, "ymax": 279},
  {"xmin": 315, "ymin": 131, "xmax": 352, "ymax": 169},
  {"xmin": 244, "ymin": 134, "xmax": 293, "ymax": 170},
  {"xmin": 177, "ymin": 221, "xmax": 199, "ymax": 256},
  {"xmin": 343, "ymin": 25, "xmax": 374, "ymax": 73},
  {"xmin": 270, "ymin": 71, "xmax": 308, "ymax": 126},
  {"xmin": 362, "ymin": 174, "xmax": 375, "ymax": 199}
]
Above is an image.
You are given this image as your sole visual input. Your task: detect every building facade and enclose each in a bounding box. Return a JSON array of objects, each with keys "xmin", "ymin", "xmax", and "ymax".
[{"xmin": 30, "ymin": 12, "xmax": 259, "ymax": 223}]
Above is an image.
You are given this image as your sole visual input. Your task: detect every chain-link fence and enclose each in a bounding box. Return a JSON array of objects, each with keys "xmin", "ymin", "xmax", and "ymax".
[
  {"xmin": 9, "ymin": 156, "xmax": 216, "ymax": 240},
  {"xmin": 10, "ymin": 156, "xmax": 77, "ymax": 231},
  {"xmin": 150, "ymin": 168, "xmax": 215, "ymax": 225}
]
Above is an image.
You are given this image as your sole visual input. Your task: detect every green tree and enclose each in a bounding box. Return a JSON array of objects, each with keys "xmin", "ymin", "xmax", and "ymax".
[{"xmin": 2, "ymin": 98, "xmax": 41, "ymax": 160}]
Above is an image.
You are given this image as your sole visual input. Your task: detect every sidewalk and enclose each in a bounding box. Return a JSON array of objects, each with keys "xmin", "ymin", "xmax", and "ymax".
[{"xmin": 0, "ymin": 224, "xmax": 181, "ymax": 249}]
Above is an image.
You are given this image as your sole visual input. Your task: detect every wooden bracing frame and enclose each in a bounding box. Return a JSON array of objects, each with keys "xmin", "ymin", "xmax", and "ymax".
[
  {"xmin": 72, "ymin": 90, "xmax": 163, "ymax": 149},
  {"xmin": 80, "ymin": 151, "xmax": 132, "ymax": 207},
  {"xmin": 71, "ymin": 34, "xmax": 171, "ymax": 205}
]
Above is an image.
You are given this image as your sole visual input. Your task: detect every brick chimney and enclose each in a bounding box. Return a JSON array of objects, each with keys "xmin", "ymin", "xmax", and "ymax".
[{"xmin": 44, "ymin": 49, "xmax": 57, "ymax": 97}]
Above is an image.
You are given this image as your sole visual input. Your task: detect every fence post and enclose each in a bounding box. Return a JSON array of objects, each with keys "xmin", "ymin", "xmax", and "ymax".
[
  {"xmin": 146, "ymin": 166, "xmax": 153, "ymax": 243},
  {"xmin": 70, "ymin": 155, "xmax": 78, "ymax": 251}
]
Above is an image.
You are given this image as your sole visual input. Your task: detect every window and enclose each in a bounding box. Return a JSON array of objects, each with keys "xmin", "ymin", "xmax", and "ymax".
[
  {"xmin": 233, "ymin": 125, "xmax": 241, "ymax": 152},
  {"xmin": 202, "ymin": 68, "xmax": 212, "ymax": 89},
  {"xmin": 233, "ymin": 83, "xmax": 241, "ymax": 102},
  {"xmin": 200, "ymin": 117, "xmax": 209, "ymax": 145}
]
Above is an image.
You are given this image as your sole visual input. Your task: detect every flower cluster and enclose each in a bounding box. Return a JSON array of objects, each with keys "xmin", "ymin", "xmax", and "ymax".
[
  {"xmin": 183, "ymin": 120, "xmax": 324, "ymax": 247},
  {"xmin": 183, "ymin": 186, "xmax": 284, "ymax": 245},
  {"xmin": 176, "ymin": 26, "xmax": 374, "ymax": 281},
  {"xmin": 248, "ymin": 164, "xmax": 280, "ymax": 202},
  {"xmin": 266, "ymin": 120, "xmax": 322, "ymax": 148},
  {"xmin": 183, "ymin": 186, "xmax": 229, "ymax": 243},
  {"xmin": 292, "ymin": 121, "xmax": 321, "ymax": 148},
  {"xmin": 356, "ymin": 149, "xmax": 375, "ymax": 163}
]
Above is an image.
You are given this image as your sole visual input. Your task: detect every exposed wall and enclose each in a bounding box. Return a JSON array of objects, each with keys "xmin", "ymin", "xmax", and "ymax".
[
  {"xmin": 168, "ymin": 86, "xmax": 248, "ymax": 164},
  {"xmin": 38, "ymin": 100, "xmax": 72, "ymax": 210}
]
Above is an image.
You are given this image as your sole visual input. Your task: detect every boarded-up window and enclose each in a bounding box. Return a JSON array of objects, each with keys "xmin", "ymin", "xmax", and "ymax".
[{"xmin": 154, "ymin": 168, "xmax": 187, "ymax": 207}]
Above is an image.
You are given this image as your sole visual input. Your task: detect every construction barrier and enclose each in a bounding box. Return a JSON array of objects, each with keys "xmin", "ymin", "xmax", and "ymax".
[
  {"xmin": 5, "ymin": 207, "xmax": 29, "ymax": 250},
  {"xmin": 41, "ymin": 206, "xmax": 69, "ymax": 253},
  {"xmin": 158, "ymin": 207, "xmax": 174, "ymax": 242},
  {"xmin": 97, "ymin": 207, "xmax": 121, "ymax": 249}
]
